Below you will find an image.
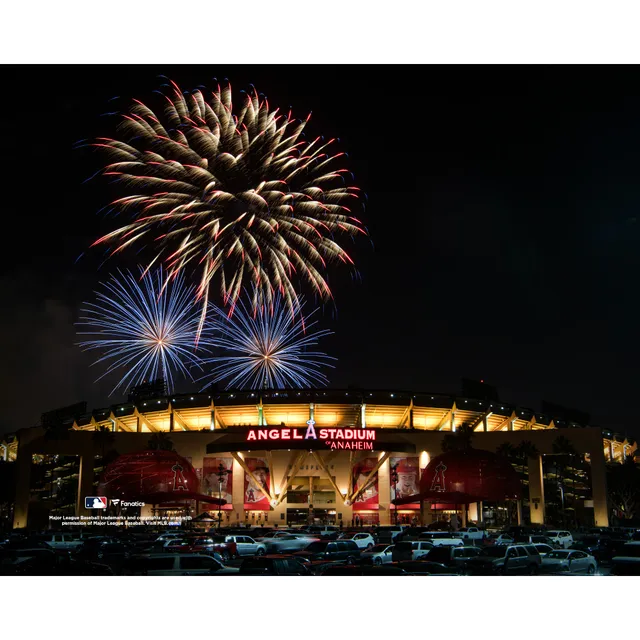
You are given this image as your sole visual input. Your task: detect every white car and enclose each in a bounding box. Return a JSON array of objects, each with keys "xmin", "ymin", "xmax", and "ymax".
[
  {"xmin": 545, "ymin": 531, "xmax": 574, "ymax": 549},
  {"xmin": 306, "ymin": 526, "xmax": 340, "ymax": 538},
  {"xmin": 456, "ymin": 527, "xmax": 486, "ymax": 541},
  {"xmin": 541, "ymin": 550, "xmax": 597, "ymax": 574},
  {"xmin": 362, "ymin": 544, "xmax": 395, "ymax": 565},
  {"xmin": 486, "ymin": 534, "xmax": 514, "ymax": 546},
  {"xmin": 259, "ymin": 534, "xmax": 321, "ymax": 553},
  {"xmin": 225, "ymin": 535, "xmax": 267, "ymax": 556},
  {"xmin": 127, "ymin": 554, "xmax": 239, "ymax": 575},
  {"xmin": 419, "ymin": 532, "xmax": 464, "ymax": 547},
  {"xmin": 39, "ymin": 533, "xmax": 84, "ymax": 551},
  {"xmin": 338, "ymin": 533, "xmax": 375, "ymax": 549}
]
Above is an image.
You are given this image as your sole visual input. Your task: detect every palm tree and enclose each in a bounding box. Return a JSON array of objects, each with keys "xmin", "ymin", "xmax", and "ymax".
[
  {"xmin": 441, "ymin": 423, "xmax": 475, "ymax": 452},
  {"xmin": 148, "ymin": 432, "xmax": 174, "ymax": 451},
  {"xmin": 552, "ymin": 435, "xmax": 578, "ymax": 526},
  {"xmin": 516, "ymin": 440, "xmax": 540, "ymax": 477}
]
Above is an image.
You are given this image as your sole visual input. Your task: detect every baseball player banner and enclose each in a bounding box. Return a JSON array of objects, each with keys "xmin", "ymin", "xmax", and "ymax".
[
  {"xmin": 352, "ymin": 457, "xmax": 379, "ymax": 511},
  {"xmin": 243, "ymin": 457, "xmax": 271, "ymax": 511},
  {"xmin": 390, "ymin": 456, "xmax": 420, "ymax": 510}
]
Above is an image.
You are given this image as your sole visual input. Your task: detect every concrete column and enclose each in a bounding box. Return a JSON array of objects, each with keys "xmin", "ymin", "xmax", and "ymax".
[
  {"xmin": 76, "ymin": 453, "xmax": 95, "ymax": 517},
  {"xmin": 378, "ymin": 455, "xmax": 391, "ymax": 525},
  {"xmin": 451, "ymin": 412, "xmax": 456, "ymax": 432},
  {"xmin": 516, "ymin": 500, "xmax": 523, "ymax": 525},
  {"xmin": 609, "ymin": 441, "xmax": 614, "ymax": 463},
  {"xmin": 136, "ymin": 416, "xmax": 141, "ymax": 433},
  {"xmin": 461, "ymin": 507, "xmax": 467, "ymax": 527},
  {"xmin": 528, "ymin": 455, "xmax": 545, "ymax": 525},
  {"xmin": 468, "ymin": 503, "xmax": 478, "ymax": 522},
  {"xmin": 13, "ymin": 448, "xmax": 32, "ymax": 529},
  {"xmin": 483, "ymin": 416, "xmax": 488, "ymax": 432},
  {"xmin": 169, "ymin": 407, "xmax": 174, "ymax": 432},
  {"xmin": 477, "ymin": 501, "xmax": 483, "ymax": 523},
  {"xmin": 590, "ymin": 445, "xmax": 609, "ymax": 528},
  {"xmin": 420, "ymin": 500, "xmax": 433, "ymax": 526}
]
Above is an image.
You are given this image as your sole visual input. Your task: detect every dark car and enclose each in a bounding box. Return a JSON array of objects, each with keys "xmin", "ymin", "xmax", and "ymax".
[
  {"xmin": 466, "ymin": 544, "xmax": 541, "ymax": 575},
  {"xmin": 239, "ymin": 554, "xmax": 311, "ymax": 575},
  {"xmin": 591, "ymin": 538, "xmax": 630, "ymax": 565},
  {"xmin": 320, "ymin": 564, "xmax": 410, "ymax": 576},
  {"xmin": 293, "ymin": 540, "xmax": 361, "ymax": 563},
  {"xmin": 396, "ymin": 561, "xmax": 458, "ymax": 575},
  {"xmin": 611, "ymin": 542, "xmax": 640, "ymax": 575},
  {"xmin": 424, "ymin": 545, "xmax": 482, "ymax": 572}
]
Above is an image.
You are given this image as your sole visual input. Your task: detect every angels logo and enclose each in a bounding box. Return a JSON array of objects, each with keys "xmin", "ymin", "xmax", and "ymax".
[
  {"xmin": 430, "ymin": 461, "xmax": 447, "ymax": 492},
  {"xmin": 171, "ymin": 463, "xmax": 188, "ymax": 491}
]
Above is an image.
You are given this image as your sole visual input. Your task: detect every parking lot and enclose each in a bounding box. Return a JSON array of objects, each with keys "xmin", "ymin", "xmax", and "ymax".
[{"xmin": 1, "ymin": 523, "xmax": 638, "ymax": 576}]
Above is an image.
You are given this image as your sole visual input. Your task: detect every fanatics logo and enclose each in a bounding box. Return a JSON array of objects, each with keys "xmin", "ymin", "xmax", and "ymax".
[{"xmin": 85, "ymin": 496, "xmax": 108, "ymax": 509}]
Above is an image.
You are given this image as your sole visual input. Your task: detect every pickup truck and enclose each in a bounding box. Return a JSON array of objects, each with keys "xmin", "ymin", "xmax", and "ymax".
[{"xmin": 454, "ymin": 527, "xmax": 486, "ymax": 541}]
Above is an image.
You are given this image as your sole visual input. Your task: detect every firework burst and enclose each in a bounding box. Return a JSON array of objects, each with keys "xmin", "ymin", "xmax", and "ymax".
[
  {"xmin": 200, "ymin": 294, "xmax": 335, "ymax": 390},
  {"xmin": 84, "ymin": 79, "xmax": 367, "ymax": 337},
  {"xmin": 76, "ymin": 268, "xmax": 214, "ymax": 395}
]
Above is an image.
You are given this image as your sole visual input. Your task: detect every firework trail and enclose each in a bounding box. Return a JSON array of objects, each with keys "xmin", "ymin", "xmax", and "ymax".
[
  {"xmin": 83, "ymin": 79, "xmax": 367, "ymax": 338},
  {"xmin": 200, "ymin": 293, "xmax": 335, "ymax": 390},
  {"xmin": 76, "ymin": 268, "xmax": 214, "ymax": 395}
]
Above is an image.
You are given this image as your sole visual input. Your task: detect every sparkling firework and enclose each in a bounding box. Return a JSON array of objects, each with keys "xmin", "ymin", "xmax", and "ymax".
[
  {"xmin": 200, "ymin": 294, "xmax": 335, "ymax": 390},
  {"xmin": 76, "ymin": 268, "xmax": 214, "ymax": 395},
  {"xmin": 85, "ymin": 79, "xmax": 367, "ymax": 336}
]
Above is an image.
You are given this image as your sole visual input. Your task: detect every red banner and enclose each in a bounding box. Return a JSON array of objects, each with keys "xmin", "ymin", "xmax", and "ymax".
[
  {"xmin": 244, "ymin": 457, "xmax": 271, "ymax": 511},
  {"xmin": 352, "ymin": 457, "xmax": 379, "ymax": 511},
  {"xmin": 202, "ymin": 457, "xmax": 233, "ymax": 510},
  {"xmin": 390, "ymin": 456, "xmax": 420, "ymax": 510}
]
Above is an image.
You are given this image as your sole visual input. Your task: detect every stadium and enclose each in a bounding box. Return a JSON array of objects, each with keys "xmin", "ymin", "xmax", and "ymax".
[{"xmin": 2, "ymin": 386, "xmax": 637, "ymax": 531}]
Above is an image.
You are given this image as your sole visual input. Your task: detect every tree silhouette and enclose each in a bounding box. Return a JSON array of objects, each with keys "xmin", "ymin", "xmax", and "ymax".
[
  {"xmin": 607, "ymin": 457, "xmax": 640, "ymax": 521},
  {"xmin": 441, "ymin": 423, "xmax": 475, "ymax": 452}
]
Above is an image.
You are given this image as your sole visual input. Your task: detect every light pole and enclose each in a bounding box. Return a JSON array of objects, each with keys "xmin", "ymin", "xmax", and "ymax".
[
  {"xmin": 216, "ymin": 463, "xmax": 229, "ymax": 531},
  {"xmin": 390, "ymin": 463, "xmax": 399, "ymax": 526}
]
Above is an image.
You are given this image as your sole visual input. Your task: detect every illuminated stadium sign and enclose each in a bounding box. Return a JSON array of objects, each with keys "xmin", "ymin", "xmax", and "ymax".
[{"xmin": 246, "ymin": 419, "xmax": 376, "ymax": 450}]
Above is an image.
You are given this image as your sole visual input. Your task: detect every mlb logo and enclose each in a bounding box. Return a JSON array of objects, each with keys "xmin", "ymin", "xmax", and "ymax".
[{"xmin": 85, "ymin": 496, "xmax": 108, "ymax": 509}]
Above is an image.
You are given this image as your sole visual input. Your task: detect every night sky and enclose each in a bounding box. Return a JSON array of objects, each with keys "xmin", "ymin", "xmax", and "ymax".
[{"xmin": 2, "ymin": 65, "xmax": 640, "ymax": 439}]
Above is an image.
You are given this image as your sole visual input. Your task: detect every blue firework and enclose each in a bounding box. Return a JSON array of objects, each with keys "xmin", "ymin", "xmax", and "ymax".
[
  {"xmin": 77, "ymin": 268, "xmax": 214, "ymax": 395},
  {"xmin": 200, "ymin": 295, "xmax": 335, "ymax": 390}
]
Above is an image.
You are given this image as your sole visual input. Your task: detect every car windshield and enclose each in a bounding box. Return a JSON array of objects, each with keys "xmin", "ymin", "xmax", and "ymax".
[
  {"xmin": 304, "ymin": 542, "xmax": 328, "ymax": 552},
  {"xmin": 547, "ymin": 551, "xmax": 570, "ymax": 559},
  {"xmin": 339, "ymin": 534, "xmax": 356, "ymax": 540},
  {"xmin": 481, "ymin": 547, "xmax": 508, "ymax": 558}
]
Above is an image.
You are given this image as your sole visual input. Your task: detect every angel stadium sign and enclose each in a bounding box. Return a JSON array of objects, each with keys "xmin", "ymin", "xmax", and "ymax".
[{"xmin": 246, "ymin": 420, "xmax": 376, "ymax": 450}]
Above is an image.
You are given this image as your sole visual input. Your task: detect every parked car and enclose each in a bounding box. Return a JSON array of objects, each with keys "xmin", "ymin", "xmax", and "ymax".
[
  {"xmin": 484, "ymin": 533, "xmax": 514, "ymax": 546},
  {"xmin": 373, "ymin": 526, "xmax": 407, "ymax": 543},
  {"xmin": 239, "ymin": 555, "xmax": 312, "ymax": 575},
  {"xmin": 533, "ymin": 543, "xmax": 555, "ymax": 557},
  {"xmin": 591, "ymin": 538, "xmax": 630, "ymax": 565},
  {"xmin": 338, "ymin": 532, "xmax": 375, "ymax": 549},
  {"xmin": 361, "ymin": 544, "xmax": 395, "ymax": 565},
  {"xmin": 306, "ymin": 526, "xmax": 340, "ymax": 538},
  {"xmin": 320, "ymin": 564, "xmax": 410, "ymax": 576},
  {"xmin": 419, "ymin": 532, "xmax": 464, "ymax": 547},
  {"xmin": 611, "ymin": 542, "xmax": 640, "ymax": 576},
  {"xmin": 293, "ymin": 540, "xmax": 361, "ymax": 563},
  {"xmin": 545, "ymin": 531, "xmax": 574, "ymax": 549},
  {"xmin": 73, "ymin": 537, "xmax": 131, "ymax": 569},
  {"xmin": 541, "ymin": 550, "xmax": 597, "ymax": 574},
  {"xmin": 424, "ymin": 545, "xmax": 482, "ymax": 572},
  {"xmin": 396, "ymin": 561, "xmax": 459, "ymax": 575},
  {"xmin": 224, "ymin": 535, "xmax": 267, "ymax": 556},
  {"xmin": 125, "ymin": 553, "xmax": 238, "ymax": 575},
  {"xmin": 34, "ymin": 533, "xmax": 84, "ymax": 551},
  {"xmin": 259, "ymin": 534, "xmax": 321, "ymax": 553},
  {"xmin": 455, "ymin": 527, "xmax": 486, "ymax": 541},
  {"xmin": 155, "ymin": 532, "xmax": 183, "ymax": 543},
  {"xmin": 466, "ymin": 544, "xmax": 541, "ymax": 575},
  {"xmin": 391, "ymin": 541, "xmax": 434, "ymax": 562},
  {"xmin": 186, "ymin": 536, "xmax": 236, "ymax": 562}
]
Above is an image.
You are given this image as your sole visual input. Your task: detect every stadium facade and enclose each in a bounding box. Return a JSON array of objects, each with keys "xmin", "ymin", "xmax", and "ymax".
[{"xmin": 3, "ymin": 389, "xmax": 637, "ymax": 530}]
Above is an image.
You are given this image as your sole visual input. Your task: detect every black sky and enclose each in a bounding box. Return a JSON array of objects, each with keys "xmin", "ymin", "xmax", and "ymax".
[{"xmin": 2, "ymin": 65, "xmax": 640, "ymax": 439}]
